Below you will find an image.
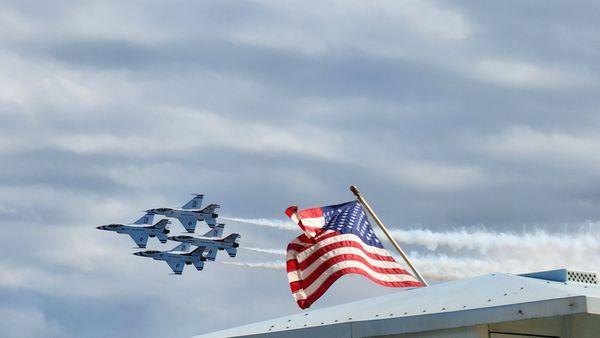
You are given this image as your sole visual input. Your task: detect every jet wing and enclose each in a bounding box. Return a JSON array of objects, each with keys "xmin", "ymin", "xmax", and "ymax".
[
  {"xmin": 205, "ymin": 247, "xmax": 219, "ymax": 261},
  {"xmin": 177, "ymin": 215, "xmax": 198, "ymax": 232},
  {"xmin": 129, "ymin": 232, "xmax": 149, "ymax": 248},
  {"xmin": 165, "ymin": 257, "xmax": 185, "ymax": 275}
]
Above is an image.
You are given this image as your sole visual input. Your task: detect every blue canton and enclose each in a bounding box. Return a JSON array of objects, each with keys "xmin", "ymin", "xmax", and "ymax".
[{"xmin": 321, "ymin": 201, "xmax": 383, "ymax": 248}]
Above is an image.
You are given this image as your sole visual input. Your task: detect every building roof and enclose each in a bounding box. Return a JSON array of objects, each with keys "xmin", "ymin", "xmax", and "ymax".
[{"xmin": 194, "ymin": 269, "xmax": 600, "ymax": 338}]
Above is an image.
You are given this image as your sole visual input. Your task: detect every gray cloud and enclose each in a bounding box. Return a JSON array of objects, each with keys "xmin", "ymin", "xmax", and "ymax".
[{"xmin": 1, "ymin": 1, "xmax": 600, "ymax": 337}]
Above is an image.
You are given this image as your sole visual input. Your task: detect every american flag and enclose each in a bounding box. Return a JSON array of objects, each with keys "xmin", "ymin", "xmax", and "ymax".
[{"xmin": 285, "ymin": 200, "xmax": 423, "ymax": 309}]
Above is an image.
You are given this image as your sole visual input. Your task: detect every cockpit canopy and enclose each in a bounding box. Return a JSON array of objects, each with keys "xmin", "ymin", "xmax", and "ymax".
[
  {"xmin": 156, "ymin": 208, "xmax": 172, "ymax": 212},
  {"xmin": 144, "ymin": 250, "xmax": 161, "ymax": 254},
  {"xmin": 107, "ymin": 224, "xmax": 122, "ymax": 228}
]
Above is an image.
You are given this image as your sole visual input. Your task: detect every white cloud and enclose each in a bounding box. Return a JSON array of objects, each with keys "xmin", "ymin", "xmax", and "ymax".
[
  {"xmin": 0, "ymin": 8, "xmax": 34, "ymax": 40},
  {"xmin": 394, "ymin": 161, "xmax": 484, "ymax": 190},
  {"xmin": 472, "ymin": 59, "xmax": 593, "ymax": 89},
  {"xmin": 49, "ymin": 107, "xmax": 346, "ymax": 162},
  {"xmin": 0, "ymin": 52, "xmax": 140, "ymax": 113},
  {"xmin": 0, "ymin": 307, "xmax": 64, "ymax": 338},
  {"xmin": 61, "ymin": 2, "xmax": 177, "ymax": 45},
  {"xmin": 485, "ymin": 126, "xmax": 600, "ymax": 169},
  {"xmin": 230, "ymin": 0, "xmax": 470, "ymax": 57}
]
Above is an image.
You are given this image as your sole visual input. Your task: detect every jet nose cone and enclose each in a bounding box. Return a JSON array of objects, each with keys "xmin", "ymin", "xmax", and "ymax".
[
  {"xmin": 167, "ymin": 236, "xmax": 177, "ymax": 241},
  {"xmin": 96, "ymin": 225, "xmax": 106, "ymax": 230},
  {"xmin": 133, "ymin": 252, "xmax": 143, "ymax": 256}
]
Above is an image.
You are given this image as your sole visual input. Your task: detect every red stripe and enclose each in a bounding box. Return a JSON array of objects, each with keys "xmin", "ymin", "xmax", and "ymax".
[
  {"xmin": 285, "ymin": 206, "xmax": 298, "ymax": 218},
  {"xmin": 293, "ymin": 231, "xmax": 338, "ymax": 253},
  {"xmin": 297, "ymin": 240, "xmax": 395, "ymax": 270},
  {"xmin": 285, "ymin": 205, "xmax": 423, "ymax": 309},
  {"xmin": 289, "ymin": 278, "xmax": 302, "ymax": 292},
  {"xmin": 289, "ymin": 280, "xmax": 302, "ymax": 292},
  {"xmin": 297, "ymin": 207, "xmax": 323, "ymax": 219},
  {"xmin": 286, "ymin": 259, "xmax": 300, "ymax": 271},
  {"xmin": 287, "ymin": 243, "xmax": 308, "ymax": 253},
  {"xmin": 298, "ymin": 254, "xmax": 411, "ymax": 289},
  {"xmin": 296, "ymin": 267, "xmax": 423, "ymax": 309},
  {"xmin": 286, "ymin": 206, "xmax": 326, "ymax": 238}
]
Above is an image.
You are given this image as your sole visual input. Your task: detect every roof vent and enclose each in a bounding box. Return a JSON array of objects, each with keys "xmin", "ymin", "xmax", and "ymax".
[
  {"xmin": 520, "ymin": 269, "xmax": 598, "ymax": 285},
  {"xmin": 567, "ymin": 270, "xmax": 598, "ymax": 284}
]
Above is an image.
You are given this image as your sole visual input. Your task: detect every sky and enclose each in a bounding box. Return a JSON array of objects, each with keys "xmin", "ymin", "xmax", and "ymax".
[{"xmin": 1, "ymin": 1, "xmax": 600, "ymax": 337}]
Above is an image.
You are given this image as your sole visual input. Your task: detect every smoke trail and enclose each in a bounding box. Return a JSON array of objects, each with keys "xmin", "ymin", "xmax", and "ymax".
[
  {"xmin": 389, "ymin": 226, "xmax": 600, "ymax": 255},
  {"xmin": 226, "ymin": 216, "xmax": 600, "ymax": 257},
  {"xmin": 225, "ymin": 217, "xmax": 600, "ymax": 279},
  {"xmin": 241, "ymin": 247, "xmax": 287, "ymax": 255},
  {"xmin": 221, "ymin": 216, "xmax": 297, "ymax": 230},
  {"xmin": 222, "ymin": 261, "xmax": 285, "ymax": 269}
]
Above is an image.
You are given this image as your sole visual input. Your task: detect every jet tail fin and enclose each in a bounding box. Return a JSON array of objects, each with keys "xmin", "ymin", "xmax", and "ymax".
[
  {"xmin": 181, "ymin": 194, "xmax": 204, "ymax": 209},
  {"xmin": 132, "ymin": 213, "xmax": 155, "ymax": 225},
  {"xmin": 200, "ymin": 203, "xmax": 220, "ymax": 214},
  {"xmin": 190, "ymin": 246, "xmax": 206, "ymax": 257},
  {"xmin": 152, "ymin": 219, "xmax": 170, "ymax": 230},
  {"xmin": 201, "ymin": 223, "xmax": 224, "ymax": 238},
  {"xmin": 153, "ymin": 219, "xmax": 171, "ymax": 243},
  {"xmin": 223, "ymin": 233, "xmax": 240, "ymax": 244},
  {"xmin": 201, "ymin": 204, "xmax": 220, "ymax": 227}
]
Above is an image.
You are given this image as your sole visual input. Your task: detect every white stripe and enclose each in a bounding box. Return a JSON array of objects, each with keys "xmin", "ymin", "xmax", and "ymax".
[
  {"xmin": 288, "ymin": 272, "xmax": 301, "ymax": 283},
  {"xmin": 298, "ymin": 216, "xmax": 325, "ymax": 228},
  {"xmin": 293, "ymin": 246, "xmax": 406, "ymax": 280},
  {"xmin": 287, "ymin": 230, "xmax": 338, "ymax": 254},
  {"xmin": 301, "ymin": 260, "xmax": 419, "ymax": 296},
  {"xmin": 288, "ymin": 270, "xmax": 303, "ymax": 284},
  {"xmin": 296, "ymin": 233, "xmax": 393, "ymax": 262},
  {"xmin": 292, "ymin": 290, "xmax": 307, "ymax": 302}
]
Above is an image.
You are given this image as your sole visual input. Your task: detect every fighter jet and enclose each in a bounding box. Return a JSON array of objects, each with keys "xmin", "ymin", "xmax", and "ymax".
[
  {"xmin": 96, "ymin": 214, "xmax": 170, "ymax": 248},
  {"xmin": 133, "ymin": 242, "xmax": 207, "ymax": 275},
  {"xmin": 145, "ymin": 194, "xmax": 220, "ymax": 233},
  {"xmin": 168, "ymin": 233, "xmax": 241, "ymax": 261}
]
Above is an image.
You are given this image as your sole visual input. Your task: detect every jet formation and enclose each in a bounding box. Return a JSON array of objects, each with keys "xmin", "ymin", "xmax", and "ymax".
[{"xmin": 97, "ymin": 194, "xmax": 241, "ymax": 274}]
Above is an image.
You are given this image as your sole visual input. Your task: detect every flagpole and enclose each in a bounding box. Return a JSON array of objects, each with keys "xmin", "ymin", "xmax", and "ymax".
[{"xmin": 350, "ymin": 185, "xmax": 428, "ymax": 286}]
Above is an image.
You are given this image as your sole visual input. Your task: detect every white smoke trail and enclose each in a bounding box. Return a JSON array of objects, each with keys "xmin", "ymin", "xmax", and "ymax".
[
  {"xmin": 241, "ymin": 247, "xmax": 287, "ymax": 255},
  {"xmin": 389, "ymin": 226, "xmax": 600, "ymax": 255},
  {"xmin": 222, "ymin": 261, "xmax": 285, "ymax": 269},
  {"xmin": 225, "ymin": 217, "xmax": 600, "ymax": 279},
  {"xmin": 226, "ymin": 216, "xmax": 600, "ymax": 258},
  {"xmin": 221, "ymin": 216, "xmax": 297, "ymax": 230}
]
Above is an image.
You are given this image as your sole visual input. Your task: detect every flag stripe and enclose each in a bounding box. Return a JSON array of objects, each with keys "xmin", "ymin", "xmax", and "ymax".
[
  {"xmin": 285, "ymin": 201, "xmax": 423, "ymax": 309},
  {"xmin": 290, "ymin": 255, "xmax": 416, "ymax": 292},
  {"xmin": 294, "ymin": 266, "xmax": 422, "ymax": 309},
  {"xmin": 296, "ymin": 233, "xmax": 394, "ymax": 260},
  {"xmin": 293, "ymin": 246, "xmax": 408, "ymax": 279}
]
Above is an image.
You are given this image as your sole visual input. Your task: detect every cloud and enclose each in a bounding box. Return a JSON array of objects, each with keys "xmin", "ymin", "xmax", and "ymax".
[
  {"xmin": 472, "ymin": 59, "xmax": 594, "ymax": 89},
  {"xmin": 485, "ymin": 126, "xmax": 600, "ymax": 169},
  {"xmin": 1, "ymin": 1, "xmax": 600, "ymax": 337},
  {"xmin": 0, "ymin": 307, "xmax": 64, "ymax": 338},
  {"xmin": 394, "ymin": 161, "xmax": 485, "ymax": 190},
  {"xmin": 231, "ymin": 0, "xmax": 470, "ymax": 57}
]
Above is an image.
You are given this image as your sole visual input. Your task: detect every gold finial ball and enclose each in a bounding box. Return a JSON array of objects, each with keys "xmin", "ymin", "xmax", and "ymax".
[{"xmin": 350, "ymin": 185, "xmax": 360, "ymax": 196}]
